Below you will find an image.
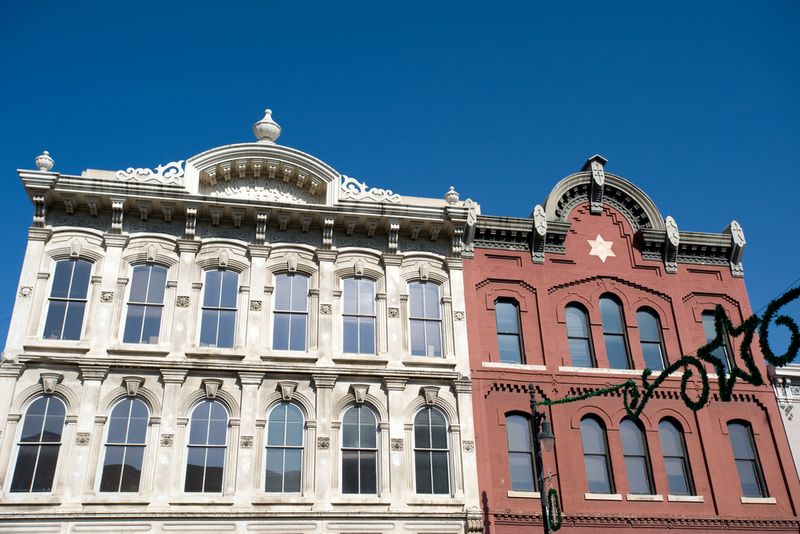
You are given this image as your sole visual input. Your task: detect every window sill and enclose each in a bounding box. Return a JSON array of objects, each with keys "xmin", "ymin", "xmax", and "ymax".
[
  {"xmin": 407, "ymin": 496, "xmax": 464, "ymax": 506},
  {"xmin": 484, "ymin": 362, "xmax": 547, "ymax": 371},
  {"xmin": 668, "ymin": 494, "xmax": 704, "ymax": 502},
  {"xmin": 330, "ymin": 497, "xmax": 390, "ymax": 506},
  {"xmin": 584, "ymin": 493, "xmax": 622, "ymax": 501},
  {"xmin": 83, "ymin": 496, "xmax": 150, "ymax": 505},
  {"xmin": 251, "ymin": 495, "xmax": 314, "ymax": 505},
  {"xmin": 23, "ymin": 340, "xmax": 91, "ymax": 355},
  {"xmin": 261, "ymin": 353, "xmax": 318, "ymax": 364},
  {"xmin": 333, "ymin": 354, "xmax": 389, "ymax": 366},
  {"xmin": 626, "ymin": 494, "xmax": 663, "ymax": 502},
  {"xmin": 169, "ymin": 496, "xmax": 235, "ymax": 505},
  {"xmin": 559, "ymin": 366, "xmax": 641, "ymax": 376},
  {"xmin": 185, "ymin": 349, "xmax": 246, "ymax": 360},
  {"xmin": 403, "ymin": 357, "xmax": 456, "ymax": 369},
  {"xmin": 107, "ymin": 344, "xmax": 170, "ymax": 357},
  {"xmin": 507, "ymin": 490, "xmax": 541, "ymax": 498},
  {"xmin": 741, "ymin": 496, "xmax": 776, "ymax": 504},
  {"xmin": 0, "ymin": 495, "xmax": 62, "ymax": 505}
]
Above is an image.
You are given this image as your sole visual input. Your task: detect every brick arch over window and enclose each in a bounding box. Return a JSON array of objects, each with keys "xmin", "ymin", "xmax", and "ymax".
[
  {"xmin": 612, "ymin": 407, "xmax": 654, "ymax": 431},
  {"xmin": 483, "ymin": 287, "xmax": 531, "ymax": 312},
  {"xmin": 570, "ymin": 405, "xmax": 615, "ymax": 430},
  {"xmin": 631, "ymin": 297, "xmax": 673, "ymax": 331},
  {"xmin": 655, "ymin": 410, "xmax": 695, "ymax": 434}
]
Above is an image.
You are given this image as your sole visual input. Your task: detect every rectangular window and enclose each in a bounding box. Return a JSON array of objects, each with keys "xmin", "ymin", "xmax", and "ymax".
[
  {"xmin": 123, "ymin": 264, "xmax": 167, "ymax": 344},
  {"xmin": 728, "ymin": 422, "xmax": 768, "ymax": 498},
  {"xmin": 43, "ymin": 259, "xmax": 92, "ymax": 340},
  {"xmin": 495, "ymin": 300, "xmax": 523, "ymax": 363},
  {"xmin": 702, "ymin": 311, "xmax": 731, "ymax": 373},
  {"xmin": 343, "ymin": 278, "xmax": 376, "ymax": 354},
  {"xmin": 199, "ymin": 270, "xmax": 239, "ymax": 348},
  {"xmin": 273, "ymin": 273, "xmax": 309, "ymax": 351},
  {"xmin": 409, "ymin": 281, "xmax": 442, "ymax": 357}
]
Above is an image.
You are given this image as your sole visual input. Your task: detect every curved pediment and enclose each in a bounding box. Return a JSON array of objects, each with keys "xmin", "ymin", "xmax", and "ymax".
[{"xmin": 183, "ymin": 143, "xmax": 341, "ymax": 205}]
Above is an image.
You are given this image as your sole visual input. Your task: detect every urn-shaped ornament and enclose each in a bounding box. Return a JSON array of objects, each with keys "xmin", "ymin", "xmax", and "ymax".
[
  {"xmin": 35, "ymin": 150, "xmax": 54, "ymax": 171},
  {"xmin": 253, "ymin": 109, "xmax": 281, "ymax": 144}
]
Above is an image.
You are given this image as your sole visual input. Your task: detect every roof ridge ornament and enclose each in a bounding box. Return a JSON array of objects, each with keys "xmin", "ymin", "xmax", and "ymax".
[
  {"xmin": 115, "ymin": 161, "xmax": 185, "ymax": 185},
  {"xmin": 340, "ymin": 175, "xmax": 401, "ymax": 203},
  {"xmin": 35, "ymin": 150, "xmax": 54, "ymax": 172},
  {"xmin": 253, "ymin": 108, "xmax": 281, "ymax": 144}
]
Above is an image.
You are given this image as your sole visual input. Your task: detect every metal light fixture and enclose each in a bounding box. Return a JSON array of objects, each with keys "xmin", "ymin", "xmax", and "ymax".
[{"xmin": 539, "ymin": 419, "xmax": 555, "ymax": 452}]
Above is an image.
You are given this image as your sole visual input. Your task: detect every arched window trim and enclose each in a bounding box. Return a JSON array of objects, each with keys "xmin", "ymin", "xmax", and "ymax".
[
  {"xmin": 98, "ymin": 397, "xmax": 150, "ymax": 493},
  {"xmin": 599, "ymin": 294, "xmax": 632, "ymax": 369},
  {"xmin": 340, "ymin": 404, "xmax": 379, "ymax": 495},
  {"xmin": 658, "ymin": 418, "xmax": 695, "ymax": 496},
  {"xmin": 580, "ymin": 415, "xmax": 615, "ymax": 494},
  {"xmin": 264, "ymin": 402, "xmax": 305, "ymax": 493},
  {"xmin": 565, "ymin": 303, "xmax": 596, "ymax": 368},
  {"xmin": 41, "ymin": 258, "xmax": 93, "ymax": 341},
  {"xmin": 505, "ymin": 412, "xmax": 536, "ymax": 492},
  {"xmin": 495, "ymin": 298, "xmax": 524, "ymax": 364},
  {"xmin": 413, "ymin": 405, "xmax": 451, "ymax": 495},
  {"xmin": 184, "ymin": 399, "xmax": 230, "ymax": 494},
  {"xmin": 636, "ymin": 307, "xmax": 667, "ymax": 370},
  {"xmin": 620, "ymin": 418, "xmax": 655, "ymax": 495},
  {"xmin": 10, "ymin": 395, "xmax": 67, "ymax": 493},
  {"xmin": 122, "ymin": 263, "xmax": 169, "ymax": 345}
]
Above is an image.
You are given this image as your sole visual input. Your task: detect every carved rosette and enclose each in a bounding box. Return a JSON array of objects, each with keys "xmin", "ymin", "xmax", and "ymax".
[
  {"xmin": 388, "ymin": 307, "xmax": 400, "ymax": 319},
  {"xmin": 454, "ymin": 311, "xmax": 465, "ymax": 321},
  {"xmin": 240, "ymin": 435, "xmax": 254, "ymax": 449},
  {"xmin": 317, "ymin": 436, "xmax": 330, "ymax": 449},
  {"xmin": 160, "ymin": 434, "xmax": 174, "ymax": 447},
  {"xmin": 462, "ymin": 440, "xmax": 475, "ymax": 452},
  {"xmin": 250, "ymin": 300, "xmax": 262, "ymax": 312},
  {"xmin": 391, "ymin": 438, "xmax": 404, "ymax": 451},
  {"xmin": 176, "ymin": 296, "xmax": 190, "ymax": 307},
  {"xmin": 100, "ymin": 291, "xmax": 114, "ymax": 303},
  {"xmin": 320, "ymin": 304, "xmax": 332, "ymax": 315},
  {"xmin": 75, "ymin": 432, "xmax": 91, "ymax": 446}
]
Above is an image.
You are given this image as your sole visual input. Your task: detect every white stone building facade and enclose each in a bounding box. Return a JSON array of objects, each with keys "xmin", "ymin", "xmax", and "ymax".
[
  {"xmin": 0, "ymin": 110, "xmax": 483, "ymax": 533},
  {"xmin": 773, "ymin": 363, "xmax": 800, "ymax": 479}
]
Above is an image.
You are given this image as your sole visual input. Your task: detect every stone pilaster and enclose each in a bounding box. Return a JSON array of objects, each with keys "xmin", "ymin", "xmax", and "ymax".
[
  {"xmin": 7, "ymin": 228, "xmax": 50, "ymax": 352},
  {"xmin": 382, "ymin": 254, "xmax": 404, "ymax": 367},
  {"xmin": 384, "ymin": 377, "xmax": 407, "ymax": 502},
  {"xmin": 315, "ymin": 250, "xmax": 338, "ymax": 364},
  {"xmin": 312, "ymin": 374, "xmax": 336, "ymax": 508},
  {"xmin": 154, "ymin": 368, "xmax": 188, "ymax": 502},
  {"xmin": 173, "ymin": 240, "xmax": 201, "ymax": 354},
  {"xmin": 235, "ymin": 371, "xmax": 264, "ymax": 501}
]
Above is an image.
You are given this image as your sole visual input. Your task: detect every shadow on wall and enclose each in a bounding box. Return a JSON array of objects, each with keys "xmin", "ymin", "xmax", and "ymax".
[{"xmin": 482, "ymin": 490, "xmax": 491, "ymax": 534}]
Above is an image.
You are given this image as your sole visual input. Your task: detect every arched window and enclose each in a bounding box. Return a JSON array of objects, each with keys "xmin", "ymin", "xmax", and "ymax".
[
  {"xmin": 495, "ymin": 300, "xmax": 523, "ymax": 363},
  {"xmin": 100, "ymin": 398, "xmax": 149, "ymax": 492},
  {"xmin": 123, "ymin": 264, "xmax": 167, "ymax": 344},
  {"xmin": 199, "ymin": 269, "xmax": 239, "ymax": 348},
  {"xmin": 409, "ymin": 281, "xmax": 442, "ymax": 357},
  {"xmin": 414, "ymin": 406, "xmax": 450, "ymax": 494},
  {"xmin": 620, "ymin": 419, "xmax": 654, "ymax": 495},
  {"xmin": 185, "ymin": 400, "xmax": 228, "ymax": 493},
  {"xmin": 658, "ymin": 419, "xmax": 694, "ymax": 496},
  {"xmin": 727, "ymin": 421, "xmax": 768, "ymax": 498},
  {"xmin": 636, "ymin": 309, "xmax": 666, "ymax": 370},
  {"xmin": 43, "ymin": 258, "xmax": 92, "ymax": 340},
  {"xmin": 580, "ymin": 417, "xmax": 614, "ymax": 493},
  {"xmin": 341, "ymin": 405, "xmax": 378, "ymax": 494},
  {"xmin": 565, "ymin": 304, "xmax": 595, "ymax": 367},
  {"xmin": 273, "ymin": 273, "xmax": 309, "ymax": 351},
  {"xmin": 265, "ymin": 403, "xmax": 304, "ymax": 493},
  {"xmin": 505, "ymin": 414, "xmax": 535, "ymax": 492},
  {"xmin": 10, "ymin": 396, "xmax": 66, "ymax": 492},
  {"xmin": 600, "ymin": 296, "xmax": 631, "ymax": 369},
  {"xmin": 702, "ymin": 311, "xmax": 732, "ymax": 373},
  {"xmin": 343, "ymin": 277, "xmax": 376, "ymax": 354}
]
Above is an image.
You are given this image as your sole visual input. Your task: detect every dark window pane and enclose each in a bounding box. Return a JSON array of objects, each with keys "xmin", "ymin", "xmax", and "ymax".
[
  {"xmin": 285, "ymin": 407, "xmax": 303, "ymax": 446},
  {"xmin": 123, "ymin": 304, "xmax": 145, "ymax": 343},
  {"xmin": 728, "ymin": 423, "xmax": 754, "ymax": 459},
  {"xmin": 636, "ymin": 310, "xmax": 660, "ymax": 342},
  {"xmin": 569, "ymin": 339, "xmax": 593, "ymax": 368},
  {"xmin": 273, "ymin": 313, "xmax": 290, "ymax": 350},
  {"xmin": 642, "ymin": 343, "xmax": 665, "ymax": 371},
  {"xmin": 284, "ymin": 448, "xmax": 302, "ymax": 492},
  {"xmin": 359, "ymin": 279, "xmax": 375, "ymax": 315},
  {"xmin": 184, "ymin": 448, "xmax": 206, "ymax": 492},
  {"xmin": 566, "ymin": 306, "xmax": 590, "ymax": 338},
  {"xmin": 625, "ymin": 456, "xmax": 651, "ymax": 494},
  {"xmin": 409, "ymin": 283, "xmax": 424, "ymax": 317},
  {"xmin": 410, "ymin": 320, "xmax": 426, "ymax": 356},
  {"xmin": 141, "ymin": 306, "xmax": 162, "ymax": 344},
  {"xmin": 358, "ymin": 317, "xmax": 375, "ymax": 354},
  {"xmin": 220, "ymin": 271, "xmax": 239, "ymax": 309},
  {"xmin": 100, "ymin": 445, "xmax": 124, "ymax": 492},
  {"xmin": 498, "ymin": 334, "xmax": 522, "ymax": 363},
  {"xmin": 50, "ymin": 261, "xmax": 73, "ymax": 299},
  {"xmin": 580, "ymin": 419, "xmax": 606, "ymax": 455},
  {"xmin": 342, "ymin": 420, "xmax": 359, "ymax": 449},
  {"xmin": 584, "ymin": 455, "xmax": 612, "ymax": 493},
  {"xmin": 216, "ymin": 309, "xmax": 236, "ymax": 348},
  {"xmin": 129, "ymin": 266, "xmax": 150, "ymax": 303},
  {"xmin": 31, "ymin": 445, "xmax": 59, "ymax": 492},
  {"xmin": 425, "ymin": 284, "xmax": 440, "ymax": 319},
  {"xmin": 702, "ymin": 312, "xmax": 730, "ymax": 372},
  {"xmin": 342, "ymin": 450, "xmax": 359, "ymax": 493},
  {"xmin": 600, "ymin": 297, "xmax": 624, "ymax": 334},
  {"xmin": 620, "ymin": 421, "xmax": 646, "ymax": 455},
  {"xmin": 203, "ymin": 271, "xmax": 222, "ymax": 307},
  {"xmin": 506, "ymin": 416, "xmax": 532, "ymax": 452},
  {"xmin": 43, "ymin": 300, "xmax": 67, "ymax": 339},
  {"xmin": 208, "ymin": 421, "xmax": 227, "ymax": 447},
  {"xmin": 69, "ymin": 261, "xmax": 91, "ymax": 299},
  {"xmin": 360, "ymin": 419, "xmax": 377, "ymax": 449},
  {"xmin": 289, "ymin": 314, "xmax": 306, "ymax": 351},
  {"xmin": 189, "ymin": 402, "xmax": 210, "ymax": 445},
  {"xmin": 658, "ymin": 421, "xmax": 682, "ymax": 456},
  {"xmin": 204, "ymin": 447, "xmax": 225, "ymax": 492},
  {"xmin": 120, "ymin": 446, "xmax": 144, "ymax": 492},
  {"xmin": 146, "ymin": 266, "xmax": 167, "ymax": 304},
  {"xmin": 199, "ymin": 309, "xmax": 219, "ymax": 347},
  {"xmin": 509, "ymin": 452, "xmax": 535, "ymax": 491},
  {"xmin": 274, "ymin": 274, "xmax": 291, "ymax": 310},
  {"xmin": 664, "ymin": 457, "xmax": 690, "ymax": 495},
  {"xmin": 62, "ymin": 301, "xmax": 86, "ymax": 340},
  {"xmin": 290, "ymin": 275, "xmax": 308, "ymax": 312},
  {"xmin": 431, "ymin": 451, "xmax": 449, "ymax": 494},
  {"xmin": 415, "ymin": 413, "xmax": 431, "ymax": 449},
  {"xmin": 605, "ymin": 334, "xmax": 630, "ymax": 369},
  {"xmin": 415, "ymin": 451, "xmax": 432, "ymax": 493},
  {"xmin": 20, "ymin": 403, "xmax": 45, "ymax": 442},
  {"xmin": 10, "ymin": 445, "xmax": 38, "ymax": 492},
  {"xmin": 425, "ymin": 320, "xmax": 442, "ymax": 357},
  {"xmin": 495, "ymin": 301, "xmax": 520, "ymax": 333},
  {"xmin": 736, "ymin": 460, "xmax": 763, "ymax": 498},
  {"xmin": 265, "ymin": 449, "xmax": 284, "ymax": 492},
  {"xmin": 343, "ymin": 278, "xmax": 357, "ymax": 314}
]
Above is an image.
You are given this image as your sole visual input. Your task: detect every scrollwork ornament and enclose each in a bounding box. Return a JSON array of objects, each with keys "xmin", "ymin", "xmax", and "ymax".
[{"xmin": 340, "ymin": 175, "xmax": 401, "ymax": 203}]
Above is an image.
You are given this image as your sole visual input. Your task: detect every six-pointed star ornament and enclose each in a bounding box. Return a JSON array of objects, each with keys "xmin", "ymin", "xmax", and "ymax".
[{"xmin": 588, "ymin": 235, "xmax": 616, "ymax": 263}]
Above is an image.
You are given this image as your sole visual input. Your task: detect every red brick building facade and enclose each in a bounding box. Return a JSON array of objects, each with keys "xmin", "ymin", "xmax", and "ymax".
[{"xmin": 464, "ymin": 157, "xmax": 800, "ymax": 533}]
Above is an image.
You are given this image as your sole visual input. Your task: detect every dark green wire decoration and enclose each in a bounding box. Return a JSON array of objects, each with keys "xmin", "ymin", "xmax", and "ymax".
[{"xmin": 534, "ymin": 287, "xmax": 800, "ymax": 532}]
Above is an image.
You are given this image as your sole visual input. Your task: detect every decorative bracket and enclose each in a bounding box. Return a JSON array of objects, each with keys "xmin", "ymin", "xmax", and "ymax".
[
  {"xmin": 351, "ymin": 384, "xmax": 369, "ymax": 404},
  {"xmin": 278, "ymin": 381, "xmax": 298, "ymax": 401},
  {"xmin": 185, "ymin": 207, "xmax": 198, "ymax": 239},
  {"xmin": 663, "ymin": 215, "xmax": 679, "ymax": 274},
  {"xmin": 582, "ymin": 154, "xmax": 607, "ymax": 214},
  {"xmin": 256, "ymin": 211, "xmax": 269, "ymax": 245},
  {"xmin": 421, "ymin": 386, "xmax": 439, "ymax": 405},
  {"xmin": 40, "ymin": 373, "xmax": 63, "ymax": 395},
  {"xmin": 123, "ymin": 376, "xmax": 145, "ymax": 396},
  {"xmin": 725, "ymin": 220, "xmax": 746, "ymax": 278},
  {"xmin": 531, "ymin": 204, "xmax": 547, "ymax": 264},
  {"xmin": 202, "ymin": 379, "xmax": 223, "ymax": 399},
  {"xmin": 111, "ymin": 198, "xmax": 125, "ymax": 234}
]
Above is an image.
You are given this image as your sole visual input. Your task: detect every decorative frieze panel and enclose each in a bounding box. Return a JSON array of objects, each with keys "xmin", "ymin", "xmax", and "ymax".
[
  {"xmin": 340, "ymin": 175, "xmax": 400, "ymax": 203},
  {"xmin": 115, "ymin": 160, "xmax": 185, "ymax": 186}
]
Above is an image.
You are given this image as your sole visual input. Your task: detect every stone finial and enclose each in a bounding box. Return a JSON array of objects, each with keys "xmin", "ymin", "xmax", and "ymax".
[
  {"xmin": 35, "ymin": 150, "xmax": 54, "ymax": 171},
  {"xmin": 253, "ymin": 108, "xmax": 281, "ymax": 144},
  {"xmin": 445, "ymin": 186, "xmax": 460, "ymax": 205}
]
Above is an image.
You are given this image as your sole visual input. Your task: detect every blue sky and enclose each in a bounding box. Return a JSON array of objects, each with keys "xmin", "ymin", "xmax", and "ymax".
[{"xmin": 1, "ymin": 1, "xmax": 798, "ymax": 358}]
